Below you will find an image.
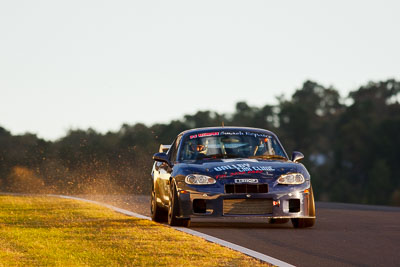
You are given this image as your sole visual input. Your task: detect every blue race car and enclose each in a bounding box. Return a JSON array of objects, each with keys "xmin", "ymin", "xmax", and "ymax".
[{"xmin": 151, "ymin": 127, "xmax": 315, "ymax": 228}]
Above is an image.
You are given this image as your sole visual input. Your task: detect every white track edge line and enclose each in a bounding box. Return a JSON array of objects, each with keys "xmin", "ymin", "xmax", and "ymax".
[{"xmin": 48, "ymin": 194, "xmax": 295, "ymax": 267}]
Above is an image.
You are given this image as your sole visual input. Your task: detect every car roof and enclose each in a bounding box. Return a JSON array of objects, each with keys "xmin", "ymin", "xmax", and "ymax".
[{"xmin": 178, "ymin": 126, "xmax": 277, "ymax": 137}]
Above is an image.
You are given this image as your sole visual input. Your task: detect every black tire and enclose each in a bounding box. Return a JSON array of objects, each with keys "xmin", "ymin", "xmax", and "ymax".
[
  {"xmin": 269, "ymin": 218, "xmax": 290, "ymax": 224},
  {"xmin": 151, "ymin": 185, "xmax": 167, "ymax": 222},
  {"xmin": 292, "ymin": 185, "xmax": 316, "ymax": 228},
  {"xmin": 168, "ymin": 182, "xmax": 190, "ymax": 227}
]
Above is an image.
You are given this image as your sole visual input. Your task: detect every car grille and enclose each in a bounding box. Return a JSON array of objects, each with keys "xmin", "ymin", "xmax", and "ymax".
[
  {"xmin": 225, "ymin": 184, "xmax": 268, "ymax": 194},
  {"xmin": 223, "ymin": 199, "xmax": 273, "ymax": 215}
]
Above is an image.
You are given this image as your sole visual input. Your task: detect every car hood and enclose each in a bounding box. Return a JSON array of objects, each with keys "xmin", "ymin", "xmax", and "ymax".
[{"xmin": 177, "ymin": 158, "xmax": 309, "ymax": 180}]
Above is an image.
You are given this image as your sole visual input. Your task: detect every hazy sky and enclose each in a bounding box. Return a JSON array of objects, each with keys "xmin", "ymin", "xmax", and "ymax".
[{"xmin": 1, "ymin": 0, "xmax": 399, "ymax": 140}]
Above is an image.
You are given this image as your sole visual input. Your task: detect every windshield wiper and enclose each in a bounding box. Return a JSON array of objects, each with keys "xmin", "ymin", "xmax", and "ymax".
[
  {"xmin": 198, "ymin": 154, "xmax": 225, "ymax": 159},
  {"xmin": 199, "ymin": 153, "xmax": 241, "ymax": 160},
  {"xmin": 250, "ymin": 155, "xmax": 287, "ymax": 160}
]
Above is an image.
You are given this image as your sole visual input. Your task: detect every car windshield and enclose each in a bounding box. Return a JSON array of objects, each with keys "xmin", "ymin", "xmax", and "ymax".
[{"xmin": 179, "ymin": 131, "xmax": 287, "ymax": 161}]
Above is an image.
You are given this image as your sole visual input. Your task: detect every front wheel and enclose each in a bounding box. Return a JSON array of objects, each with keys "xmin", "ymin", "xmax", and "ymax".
[
  {"xmin": 151, "ymin": 185, "xmax": 167, "ymax": 222},
  {"xmin": 269, "ymin": 218, "xmax": 290, "ymax": 224},
  {"xmin": 168, "ymin": 182, "xmax": 190, "ymax": 227},
  {"xmin": 291, "ymin": 217, "xmax": 315, "ymax": 228}
]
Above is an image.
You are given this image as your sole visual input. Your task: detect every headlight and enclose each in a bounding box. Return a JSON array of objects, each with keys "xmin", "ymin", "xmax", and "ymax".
[
  {"xmin": 277, "ymin": 173, "xmax": 305, "ymax": 185},
  {"xmin": 185, "ymin": 174, "xmax": 216, "ymax": 185}
]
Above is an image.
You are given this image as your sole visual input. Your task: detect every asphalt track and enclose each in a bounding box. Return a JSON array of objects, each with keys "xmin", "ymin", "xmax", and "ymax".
[{"xmin": 80, "ymin": 195, "xmax": 400, "ymax": 267}]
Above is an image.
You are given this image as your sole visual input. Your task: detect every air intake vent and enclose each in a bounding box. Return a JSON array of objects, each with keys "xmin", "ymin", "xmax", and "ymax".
[
  {"xmin": 289, "ymin": 199, "xmax": 300, "ymax": 212},
  {"xmin": 225, "ymin": 184, "xmax": 268, "ymax": 194},
  {"xmin": 223, "ymin": 199, "xmax": 273, "ymax": 215}
]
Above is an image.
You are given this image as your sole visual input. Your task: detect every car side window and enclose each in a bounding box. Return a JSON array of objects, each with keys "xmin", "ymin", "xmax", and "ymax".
[{"xmin": 168, "ymin": 135, "xmax": 181, "ymax": 163}]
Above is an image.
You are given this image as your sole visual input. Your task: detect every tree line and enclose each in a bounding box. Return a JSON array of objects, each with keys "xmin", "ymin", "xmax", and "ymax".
[{"xmin": 1, "ymin": 79, "xmax": 399, "ymax": 205}]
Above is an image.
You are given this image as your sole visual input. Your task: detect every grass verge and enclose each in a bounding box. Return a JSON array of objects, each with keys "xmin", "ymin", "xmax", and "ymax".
[{"xmin": 0, "ymin": 195, "xmax": 272, "ymax": 266}]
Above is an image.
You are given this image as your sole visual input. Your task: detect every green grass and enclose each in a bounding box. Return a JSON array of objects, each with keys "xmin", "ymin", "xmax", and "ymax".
[{"xmin": 0, "ymin": 195, "xmax": 272, "ymax": 266}]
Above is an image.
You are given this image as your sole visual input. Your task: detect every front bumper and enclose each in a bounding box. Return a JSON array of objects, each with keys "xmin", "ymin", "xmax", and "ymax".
[{"xmin": 177, "ymin": 184, "xmax": 315, "ymax": 219}]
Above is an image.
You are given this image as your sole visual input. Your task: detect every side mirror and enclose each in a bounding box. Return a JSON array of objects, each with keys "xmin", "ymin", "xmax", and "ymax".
[
  {"xmin": 153, "ymin": 152, "xmax": 172, "ymax": 166},
  {"xmin": 291, "ymin": 151, "xmax": 304, "ymax": 162}
]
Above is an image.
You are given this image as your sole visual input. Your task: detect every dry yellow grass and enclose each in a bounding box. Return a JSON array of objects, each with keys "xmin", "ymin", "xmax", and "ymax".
[{"xmin": 0, "ymin": 195, "xmax": 273, "ymax": 266}]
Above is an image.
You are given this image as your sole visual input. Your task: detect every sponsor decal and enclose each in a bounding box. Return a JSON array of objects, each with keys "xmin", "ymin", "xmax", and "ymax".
[
  {"xmin": 235, "ymin": 178, "xmax": 258, "ymax": 183},
  {"xmin": 230, "ymin": 170, "xmax": 263, "ymax": 176},
  {"xmin": 220, "ymin": 131, "xmax": 244, "ymax": 136},
  {"xmin": 244, "ymin": 132, "xmax": 270, "ymax": 138},
  {"xmin": 219, "ymin": 131, "xmax": 271, "ymax": 138},
  {"xmin": 198, "ymin": 132, "xmax": 220, "ymax": 138},
  {"xmin": 214, "ymin": 163, "xmax": 275, "ymax": 172},
  {"xmin": 190, "ymin": 131, "xmax": 271, "ymax": 139},
  {"xmin": 215, "ymin": 170, "xmax": 263, "ymax": 179}
]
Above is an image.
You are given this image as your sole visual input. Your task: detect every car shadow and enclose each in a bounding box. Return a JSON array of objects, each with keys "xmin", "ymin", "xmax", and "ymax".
[{"xmin": 188, "ymin": 217, "xmax": 295, "ymax": 229}]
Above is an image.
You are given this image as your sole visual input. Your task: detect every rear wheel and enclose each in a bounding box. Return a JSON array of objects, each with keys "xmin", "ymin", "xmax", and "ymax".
[
  {"xmin": 151, "ymin": 185, "xmax": 167, "ymax": 222},
  {"xmin": 292, "ymin": 185, "xmax": 316, "ymax": 228},
  {"xmin": 168, "ymin": 182, "xmax": 190, "ymax": 227}
]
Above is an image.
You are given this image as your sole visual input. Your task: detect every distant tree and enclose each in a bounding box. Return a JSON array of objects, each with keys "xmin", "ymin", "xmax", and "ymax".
[
  {"xmin": 334, "ymin": 80, "xmax": 400, "ymax": 204},
  {"xmin": 1, "ymin": 79, "xmax": 399, "ymax": 205},
  {"xmin": 230, "ymin": 102, "xmax": 254, "ymax": 126},
  {"xmin": 184, "ymin": 111, "xmax": 226, "ymax": 128}
]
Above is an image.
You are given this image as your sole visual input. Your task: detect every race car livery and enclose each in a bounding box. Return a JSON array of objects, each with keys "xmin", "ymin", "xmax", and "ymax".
[{"xmin": 151, "ymin": 127, "xmax": 316, "ymax": 228}]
